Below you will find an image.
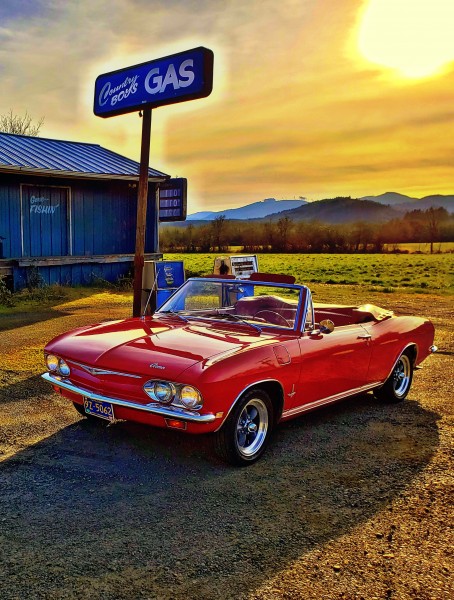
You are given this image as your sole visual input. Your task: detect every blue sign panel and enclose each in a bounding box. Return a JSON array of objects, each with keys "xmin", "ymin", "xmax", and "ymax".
[
  {"xmin": 155, "ymin": 260, "xmax": 185, "ymax": 308},
  {"xmin": 159, "ymin": 178, "xmax": 187, "ymax": 222},
  {"xmin": 94, "ymin": 47, "xmax": 213, "ymax": 118},
  {"xmin": 156, "ymin": 261, "xmax": 185, "ymax": 289}
]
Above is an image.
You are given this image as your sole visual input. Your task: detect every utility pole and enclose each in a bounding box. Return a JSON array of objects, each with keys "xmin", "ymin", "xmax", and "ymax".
[{"xmin": 132, "ymin": 108, "xmax": 152, "ymax": 317}]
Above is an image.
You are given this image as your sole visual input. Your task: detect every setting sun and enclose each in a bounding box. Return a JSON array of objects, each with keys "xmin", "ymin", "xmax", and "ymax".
[{"xmin": 358, "ymin": 0, "xmax": 454, "ymax": 78}]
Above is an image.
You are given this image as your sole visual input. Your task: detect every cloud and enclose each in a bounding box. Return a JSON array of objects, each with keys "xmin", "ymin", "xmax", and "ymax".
[{"xmin": 0, "ymin": 0, "xmax": 453, "ymax": 211}]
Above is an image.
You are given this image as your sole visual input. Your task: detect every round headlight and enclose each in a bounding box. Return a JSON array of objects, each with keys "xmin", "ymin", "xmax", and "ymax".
[
  {"xmin": 154, "ymin": 381, "xmax": 175, "ymax": 404},
  {"xmin": 46, "ymin": 354, "xmax": 59, "ymax": 372},
  {"xmin": 179, "ymin": 385, "xmax": 202, "ymax": 410},
  {"xmin": 58, "ymin": 359, "xmax": 71, "ymax": 377}
]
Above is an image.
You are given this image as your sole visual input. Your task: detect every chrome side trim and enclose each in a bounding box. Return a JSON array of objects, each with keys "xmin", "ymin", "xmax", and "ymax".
[
  {"xmin": 71, "ymin": 361, "xmax": 142, "ymax": 378},
  {"xmin": 281, "ymin": 382, "xmax": 383, "ymax": 419},
  {"xmin": 213, "ymin": 378, "xmax": 285, "ymax": 432},
  {"xmin": 41, "ymin": 372, "xmax": 216, "ymax": 423}
]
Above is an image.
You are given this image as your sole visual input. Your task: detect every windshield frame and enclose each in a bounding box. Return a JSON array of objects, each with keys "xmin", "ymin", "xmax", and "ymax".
[{"xmin": 155, "ymin": 277, "xmax": 309, "ymax": 333}]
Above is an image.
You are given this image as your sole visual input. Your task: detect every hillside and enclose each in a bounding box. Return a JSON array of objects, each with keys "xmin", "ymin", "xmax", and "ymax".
[
  {"xmin": 264, "ymin": 197, "xmax": 399, "ymax": 224},
  {"xmin": 406, "ymin": 195, "xmax": 454, "ymax": 212},
  {"xmin": 361, "ymin": 192, "xmax": 454, "ymax": 213},
  {"xmin": 187, "ymin": 197, "xmax": 306, "ymax": 221},
  {"xmin": 360, "ymin": 192, "xmax": 418, "ymax": 206}
]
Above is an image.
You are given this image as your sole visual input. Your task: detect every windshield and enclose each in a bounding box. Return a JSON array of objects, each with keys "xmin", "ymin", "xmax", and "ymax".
[{"xmin": 156, "ymin": 279, "xmax": 305, "ymax": 330}]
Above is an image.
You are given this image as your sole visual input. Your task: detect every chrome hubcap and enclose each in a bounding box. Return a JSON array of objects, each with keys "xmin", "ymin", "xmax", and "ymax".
[
  {"xmin": 236, "ymin": 398, "xmax": 268, "ymax": 457},
  {"xmin": 392, "ymin": 355, "xmax": 411, "ymax": 398}
]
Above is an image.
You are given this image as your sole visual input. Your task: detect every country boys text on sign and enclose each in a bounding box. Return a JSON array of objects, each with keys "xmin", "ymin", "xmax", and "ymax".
[{"xmin": 94, "ymin": 47, "xmax": 213, "ymax": 117}]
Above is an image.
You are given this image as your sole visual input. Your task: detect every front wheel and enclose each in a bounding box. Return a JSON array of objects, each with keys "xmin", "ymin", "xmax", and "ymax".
[
  {"xmin": 214, "ymin": 389, "xmax": 274, "ymax": 466},
  {"xmin": 374, "ymin": 351, "xmax": 414, "ymax": 403}
]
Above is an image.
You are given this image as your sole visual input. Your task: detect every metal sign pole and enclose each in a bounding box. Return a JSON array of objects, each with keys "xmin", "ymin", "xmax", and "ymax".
[{"xmin": 133, "ymin": 108, "xmax": 152, "ymax": 318}]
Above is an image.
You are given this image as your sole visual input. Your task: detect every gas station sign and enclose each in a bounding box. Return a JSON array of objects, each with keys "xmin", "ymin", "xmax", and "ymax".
[
  {"xmin": 159, "ymin": 178, "xmax": 187, "ymax": 222},
  {"xmin": 94, "ymin": 47, "xmax": 213, "ymax": 118},
  {"xmin": 94, "ymin": 46, "xmax": 213, "ymax": 316}
]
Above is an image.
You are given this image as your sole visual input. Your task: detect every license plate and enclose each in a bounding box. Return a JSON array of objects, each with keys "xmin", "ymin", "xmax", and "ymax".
[{"xmin": 83, "ymin": 398, "xmax": 115, "ymax": 421}]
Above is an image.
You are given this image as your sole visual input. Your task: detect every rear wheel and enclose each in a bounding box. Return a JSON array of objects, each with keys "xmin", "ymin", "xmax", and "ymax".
[
  {"xmin": 374, "ymin": 351, "xmax": 414, "ymax": 403},
  {"xmin": 214, "ymin": 388, "xmax": 273, "ymax": 466}
]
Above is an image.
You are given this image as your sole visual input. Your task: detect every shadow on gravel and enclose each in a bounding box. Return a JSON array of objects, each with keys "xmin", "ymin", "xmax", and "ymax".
[
  {"xmin": 0, "ymin": 309, "xmax": 68, "ymax": 332},
  {"xmin": 0, "ymin": 392, "xmax": 440, "ymax": 600},
  {"xmin": 0, "ymin": 373, "xmax": 50, "ymax": 402}
]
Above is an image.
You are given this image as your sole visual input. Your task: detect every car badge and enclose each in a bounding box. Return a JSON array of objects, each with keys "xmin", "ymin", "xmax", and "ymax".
[
  {"xmin": 74, "ymin": 362, "xmax": 141, "ymax": 378},
  {"xmin": 150, "ymin": 363, "xmax": 166, "ymax": 370}
]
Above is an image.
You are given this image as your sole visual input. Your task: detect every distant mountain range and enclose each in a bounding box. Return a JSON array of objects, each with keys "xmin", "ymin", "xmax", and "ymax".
[
  {"xmin": 169, "ymin": 192, "xmax": 453, "ymax": 227},
  {"xmin": 266, "ymin": 197, "xmax": 398, "ymax": 224},
  {"xmin": 187, "ymin": 198, "xmax": 306, "ymax": 221},
  {"xmin": 360, "ymin": 192, "xmax": 454, "ymax": 212},
  {"xmin": 264, "ymin": 193, "xmax": 453, "ymax": 224}
]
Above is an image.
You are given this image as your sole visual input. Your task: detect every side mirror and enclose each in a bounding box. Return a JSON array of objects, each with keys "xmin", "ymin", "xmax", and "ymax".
[{"xmin": 319, "ymin": 319, "xmax": 335, "ymax": 333}]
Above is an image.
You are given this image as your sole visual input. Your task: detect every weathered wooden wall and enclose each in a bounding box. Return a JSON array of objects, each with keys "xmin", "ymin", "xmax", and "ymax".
[{"xmin": 0, "ymin": 174, "xmax": 159, "ymax": 289}]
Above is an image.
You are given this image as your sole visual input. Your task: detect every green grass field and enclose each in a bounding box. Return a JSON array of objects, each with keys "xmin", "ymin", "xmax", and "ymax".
[
  {"xmin": 165, "ymin": 253, "xmax": 454, "ymax": 295},
  {"xmin": 1, "ymin": 252, "xmax": 452, "ymax": 317},
  {"xmin": 383, "ymin": 242, "xmax": 454, "ymax": 253}
]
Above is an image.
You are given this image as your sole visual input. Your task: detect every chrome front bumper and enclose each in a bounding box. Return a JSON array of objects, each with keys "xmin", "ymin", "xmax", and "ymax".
[{"xmin": 41, "ymin": 372, "xmax": 216, "ymax": 424}]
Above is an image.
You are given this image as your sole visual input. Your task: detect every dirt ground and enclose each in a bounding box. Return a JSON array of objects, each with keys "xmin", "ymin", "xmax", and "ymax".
[{"xmin": 0, "ymin": 285, "xmax": 452, "ymax": 600}]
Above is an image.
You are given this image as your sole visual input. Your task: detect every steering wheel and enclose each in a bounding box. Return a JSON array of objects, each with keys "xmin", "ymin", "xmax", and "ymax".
[{"xmin": 254, "ymin": 310, "xmax": 291, "ymax": 327}]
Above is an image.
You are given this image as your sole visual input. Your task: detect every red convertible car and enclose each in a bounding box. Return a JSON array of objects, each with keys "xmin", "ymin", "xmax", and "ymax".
[{"xmin": 42, "ymin": 273, "xmax": 436, "ymax": 465}]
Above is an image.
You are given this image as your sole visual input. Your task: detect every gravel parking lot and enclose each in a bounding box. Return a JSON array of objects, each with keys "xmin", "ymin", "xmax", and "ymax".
[{"xmin": 0, "ymin": 287, "xmax": 452, "ymax": 600}]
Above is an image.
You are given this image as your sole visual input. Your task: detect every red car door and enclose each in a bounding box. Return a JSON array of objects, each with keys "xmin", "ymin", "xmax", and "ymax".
[{"xmin": 288, "ymin": 324, "xmax": 373, "ymax": 410}]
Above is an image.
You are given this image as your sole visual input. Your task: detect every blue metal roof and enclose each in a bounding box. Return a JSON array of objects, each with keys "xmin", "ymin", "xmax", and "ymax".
[{"xmin": 0, "ymin": 132, "xmax": 168, "ymax": 180}]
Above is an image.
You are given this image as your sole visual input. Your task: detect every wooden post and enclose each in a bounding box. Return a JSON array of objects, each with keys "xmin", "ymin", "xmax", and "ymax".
[{"xmin": 133, "ymin": 108, "xmax": 152, "ymax": 317}]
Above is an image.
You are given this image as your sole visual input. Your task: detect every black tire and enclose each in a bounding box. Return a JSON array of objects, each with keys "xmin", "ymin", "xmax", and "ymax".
[
  {"xmin": 214, "ymin": 388, "xmax": 274, "ymax": 466},
  {"xmin": 374, "ymin": 351, "xmax": 414, "ymax": 403}
]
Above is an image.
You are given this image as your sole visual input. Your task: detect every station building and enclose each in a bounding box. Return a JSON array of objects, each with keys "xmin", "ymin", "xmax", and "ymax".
[{"xmin": 0, "ymin": 132, "xmax": 167, "ymax": 290}]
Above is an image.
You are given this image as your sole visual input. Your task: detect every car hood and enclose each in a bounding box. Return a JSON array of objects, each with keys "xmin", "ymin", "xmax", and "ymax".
[{"xmin": 45, "ymin": 316, "xmax": 273, "ymax": 380}]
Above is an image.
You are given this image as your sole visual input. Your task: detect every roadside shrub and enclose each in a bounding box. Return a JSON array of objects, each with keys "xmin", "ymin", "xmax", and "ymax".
[
  {"xmin": 28, "ymin": 283, "xmax": 68, "ymax": 302},
  {"xmin": 23, "ymin": 266, "xmax": 67, "ymax": 302},
  {"xmin": 0, "ymin": 277, "xmax": 14, "ymax": 307},
  {"xmin": 26, "ymin": 266, "xmax": 45, "ymax": 291},
  {"xmin": 116, "ymin": 273, "xmax": 133, "ymax": 290},
  {"xmin": 89, "ymin": 273, "xmax": 116, "ymax": 289}
]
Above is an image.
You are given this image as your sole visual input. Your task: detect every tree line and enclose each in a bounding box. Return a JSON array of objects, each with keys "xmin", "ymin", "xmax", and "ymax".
[{"xmin": 159, "ymin": 207, "xmax": 453, "ymax": 253}]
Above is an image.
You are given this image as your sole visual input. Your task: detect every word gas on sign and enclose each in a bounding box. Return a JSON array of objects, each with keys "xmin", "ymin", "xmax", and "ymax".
[{"xmin": 94, "ymin": 47, "xmax": 213, "ymax": 118}]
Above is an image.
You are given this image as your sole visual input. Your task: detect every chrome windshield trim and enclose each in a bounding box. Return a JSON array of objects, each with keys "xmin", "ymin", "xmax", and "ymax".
[
  {"xmin": 157, "ymin": 278, "xmax": 308, "ymax": 334},
  {"xmin": 71, "ymin": 361, "xmax": 142, "ymax": 379},
  {"xmin": 41, "ymin": 372, "xmax": 216, "ymax": 423}
]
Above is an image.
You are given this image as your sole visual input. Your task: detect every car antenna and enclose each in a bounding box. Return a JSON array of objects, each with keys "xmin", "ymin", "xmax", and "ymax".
[{"xmin": 141, "ymin": 269, "xmax": 159, "ymax": 319}]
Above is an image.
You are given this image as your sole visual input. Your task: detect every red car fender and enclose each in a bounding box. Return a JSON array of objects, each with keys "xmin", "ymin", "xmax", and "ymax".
[
  {"xmin": 368, "ymin": 317, "xmax": 435, "ymax": 383},
  {"xmin": 180, "ymin": 342, "xmax": 298, "ymax": 426}
]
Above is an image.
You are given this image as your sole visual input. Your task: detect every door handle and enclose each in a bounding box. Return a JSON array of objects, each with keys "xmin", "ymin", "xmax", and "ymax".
[{"xmin": 357, "ymin": 333, "xmax": 372, "ymax": 339}]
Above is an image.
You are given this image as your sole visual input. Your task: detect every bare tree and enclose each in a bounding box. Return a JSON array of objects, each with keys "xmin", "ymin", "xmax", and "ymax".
[
  {"xmin": 211, "ymin": 215, "xmax": 226, "ymax": 252},
  {"xmin": 277, "ymin": 217, "xmax": 292, "ymax": 250},
  {"xmin": 0, "ymin": 110, "xmax": 44, "ymax": 136},
  {"xmin": 425, "ymin": 207, "xmax": 444, "ymax": 254}
]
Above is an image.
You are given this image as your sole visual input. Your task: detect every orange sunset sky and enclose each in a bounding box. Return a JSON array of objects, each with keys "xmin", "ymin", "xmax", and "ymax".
[{"xmin": 1, "ymin": 0, "xmax": 453, "ymax": 212}]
